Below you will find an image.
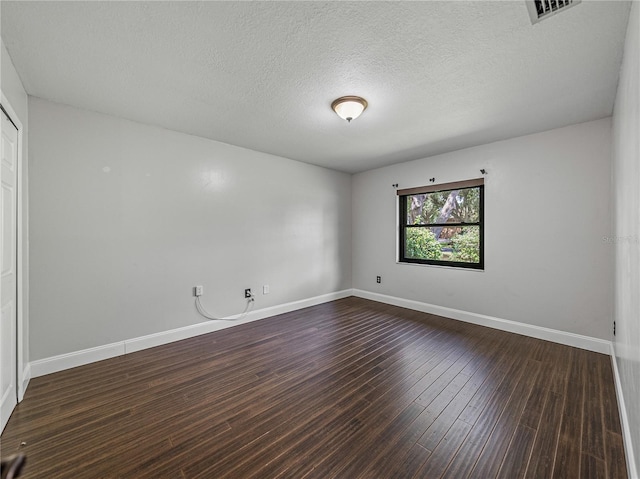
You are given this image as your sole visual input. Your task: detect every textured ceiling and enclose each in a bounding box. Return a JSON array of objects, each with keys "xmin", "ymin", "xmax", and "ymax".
[{"xmin": 1, "ymin": 1, "xmax": 631, "ymax": 173}]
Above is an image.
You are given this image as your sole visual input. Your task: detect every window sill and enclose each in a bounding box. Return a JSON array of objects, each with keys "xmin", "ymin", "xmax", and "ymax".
[{"xmin": 396, "ymin": 261, "xmax": 485, "ymax": 272}]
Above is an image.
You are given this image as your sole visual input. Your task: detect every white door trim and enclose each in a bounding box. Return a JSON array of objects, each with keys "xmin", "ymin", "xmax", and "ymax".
[{"xmin": 1, "ymin": 92, "xmax": 26, "ymax": 402}]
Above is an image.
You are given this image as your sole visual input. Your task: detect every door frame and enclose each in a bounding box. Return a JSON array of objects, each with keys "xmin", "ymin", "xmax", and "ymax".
[{"xmin": 1, "ymin": 92, "xmax": 26, "ymax": 402}]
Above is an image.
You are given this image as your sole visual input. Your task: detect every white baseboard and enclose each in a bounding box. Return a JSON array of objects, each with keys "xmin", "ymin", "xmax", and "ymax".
[
  {"xmin": 27, "ymin": 288, "xmax": 611, "ymax": 376},
  {"xmin": 30, "ymin": 342, "xmax": 126, "ymax": 378},
  {"xmin": 18, "ymin": 363, "xmax": 31, "ymax": 401},
  {"xmin": 352, "ymin": 289, "xmax": 611, "ymax": 354},
  {"xmin": 125, "ymin": 289, "xmax": 353, "ymax": 354},
  {"xmin": 29, "ymin": 289, "xmax": 353, "ymax": 378},
  {"xmin": 610, "ymin": 343, "xmax": 639, "ymax": 479}
]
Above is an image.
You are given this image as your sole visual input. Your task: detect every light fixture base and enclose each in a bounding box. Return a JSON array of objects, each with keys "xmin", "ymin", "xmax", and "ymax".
[{"xmin": 331, "ymin": 96, "xmax": 368, "ymax": 122}]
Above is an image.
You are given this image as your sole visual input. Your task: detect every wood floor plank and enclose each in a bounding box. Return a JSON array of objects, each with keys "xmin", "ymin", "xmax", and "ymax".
[
  {"xmin": 524, "ymin": 390, "xmax": 564, "ymax": 479},
  {"xmin": 583, "ymin": 353, "xmax": 607, "ymax": 461},
  {"xmin": 395, "ymin": 444, "xmax": 433, "ymax": 479},
  {"xmin": 248, "ymin": 340, "xmax": 452, "ymax": 477},
  {"xmin": 520, "ymin": 383, "xmax": 548, "ymax": 430},
  {"xmin": 440, "ymin": 356, "xmax": 536, "ymax": 479},
  {"xmin": 582, "ymin": 452, "xmax": 608, "ymax": 479},
  {"xmin": 0, "ymin": 297, "xmax": 627, "ymax": 479},
  {"xmin": 496, "ymin": 424, "xmax": 537, "ymax": 479},
  {"xmin": 340, "ymin": 402, "xmax": 426, "ymax": 479},
  {"xmin": 606, "ymin": 430, "xmax": 629, "ymax": 479},
  {"xmin": 361, "ymin": 332, "xmax": 509, "ymax": 479},
  {"xmin": 414, "ymin": 419, "xmax": 472, "ymax": 478},
  {"xmin": 553, "ymin": 358, "xmax": 584, "ymax": 479},
  {"xmin": 468, "ymin": 358, "xmax": 541, "ymax": 478},
  {"xmin": 553, "ymin": 406, "xmax": 583, "ymax": 478},
  {"xmin": 417, "ymin": 353, "xmax": 497, "ymax": 452}
]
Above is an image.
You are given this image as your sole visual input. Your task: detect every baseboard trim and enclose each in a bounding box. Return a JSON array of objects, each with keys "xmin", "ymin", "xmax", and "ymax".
[
  {"xmin": 30, "ymin": 342, "xmax": 126, "ymax": 378},
  {"xmin": 18, "ymin": 363, "xmax": 31, "ymax": 402},
  {"xmin": 27, "ymin": 289, "xmax": 611, "ymax": 377},
  {"xmin": 352, "ymin": 289, "xmax": 611, "ymax": 354},
  {"xmin": 29, "ymin": 289, "xmax": 353, "ymax": 378},
  {"xmin": 125, "ymin": 289, "xmax": 353, "ymax": 354},
  {"xmin": 610, "ymin": 343, "xmax": 639, "ymax": 479}
]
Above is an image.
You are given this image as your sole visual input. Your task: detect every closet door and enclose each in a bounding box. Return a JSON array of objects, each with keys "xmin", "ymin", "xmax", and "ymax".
[{"xmin": 1, "ymin": 108, "xmax": 19, "ymax": 433}]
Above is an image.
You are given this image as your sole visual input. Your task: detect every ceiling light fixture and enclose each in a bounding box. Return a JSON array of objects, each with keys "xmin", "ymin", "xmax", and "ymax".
[{"xmin": 331, "ymin": 96, "xmax": 368, "ymax": 123}]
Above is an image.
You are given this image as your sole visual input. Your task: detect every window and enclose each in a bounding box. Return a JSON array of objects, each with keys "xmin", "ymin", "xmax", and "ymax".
[{"xmin": 398, "ymin": 178, "xmax": 484, "ymax": 269}]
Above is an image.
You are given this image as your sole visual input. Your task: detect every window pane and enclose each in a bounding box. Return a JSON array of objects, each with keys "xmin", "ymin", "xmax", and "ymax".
[
  {"xmin": 405, "ymin": 194, "xmax": 427, "ymax": 225},
  {"xmin": 451, "ymin": 188, "xmax": 480, "ymax": 223},
  {"xmin": 406, "ymin": 187, "xmax": 480, "ymax": 225},
  {"xmin": 405, "ymin": 226, "xmax": 480, "ymax": 263},
  {"xmin": 448, "ymin": 226, "xmax": 480, "ymax": 263},
  {"xmin": 404, "ymin": 228, "xmax": 442, "ymax": 260}
]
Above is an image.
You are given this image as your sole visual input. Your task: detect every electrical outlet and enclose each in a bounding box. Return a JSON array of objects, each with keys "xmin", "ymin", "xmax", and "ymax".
[
  {"xmin": 376, "ymin": 276, "xmax": 381, "ymax": 284},
  {"xmin": 245, "ymin": 288, "xmax": 252, "ymax": 298},
  {"xmin": 194, "ymin": 285, "xmax": 203, "ymax": 297},
  {"xmin": 613, "ymin": 321, "xmax": 616, "ymax": 336},
  {"xmin": 263, "ymin": 285, "xmax": 270, "ymax": 295}
]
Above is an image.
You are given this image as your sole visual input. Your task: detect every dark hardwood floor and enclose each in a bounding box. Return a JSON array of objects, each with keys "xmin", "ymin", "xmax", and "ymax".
[{"xmin": 0, "ymin": 297, "xmax": 628, "ymax": 478}]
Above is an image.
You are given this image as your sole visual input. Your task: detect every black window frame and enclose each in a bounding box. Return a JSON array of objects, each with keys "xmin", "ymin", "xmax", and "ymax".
[{"xmin": 398, "ymin": 179, "xmax": 484, "ymax": 270}]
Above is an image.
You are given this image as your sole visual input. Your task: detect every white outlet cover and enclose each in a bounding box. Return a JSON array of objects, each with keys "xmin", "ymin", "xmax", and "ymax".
[{"xmin": 263, "ymin": 285, "xmax": 269, "ymax": 295}]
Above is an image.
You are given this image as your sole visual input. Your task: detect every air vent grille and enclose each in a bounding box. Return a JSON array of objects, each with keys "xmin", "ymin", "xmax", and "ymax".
[{"xmin": 526, "ymin": 0, "xmax": 581, "ymax": 24}]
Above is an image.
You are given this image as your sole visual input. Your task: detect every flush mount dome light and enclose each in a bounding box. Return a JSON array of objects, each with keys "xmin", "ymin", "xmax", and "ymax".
[{"xmin": 331, "ymin": 96, "xmax": 368, "ymax": 122}]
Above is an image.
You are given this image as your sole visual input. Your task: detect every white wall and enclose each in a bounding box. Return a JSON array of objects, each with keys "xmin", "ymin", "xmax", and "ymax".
[
  {"xmin": 353, "ymin": 118, "xmax": 612, "ymax": 340},
  {"xmin": 28, "ymin": 97, "xmax": 351, "ymax": 361},
  {"xmin": 612, "ymin": 1, "xmax": 640, "ymax": 476},
  {"xmin": 1, "ymin": 40, "xmax": 29, "ymax": 387}
]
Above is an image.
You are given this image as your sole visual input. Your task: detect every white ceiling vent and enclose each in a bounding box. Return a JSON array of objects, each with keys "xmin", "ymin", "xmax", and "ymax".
[{"xmin": 526, "ymin": 0, "xmax": 581, "ymax": 24}]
